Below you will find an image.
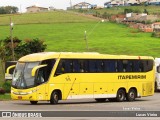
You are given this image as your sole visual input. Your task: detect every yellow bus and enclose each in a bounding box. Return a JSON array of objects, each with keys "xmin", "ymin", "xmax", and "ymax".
[{"xmin": 10, "ymin": 52, "xmax": 155, "ymax": 104}]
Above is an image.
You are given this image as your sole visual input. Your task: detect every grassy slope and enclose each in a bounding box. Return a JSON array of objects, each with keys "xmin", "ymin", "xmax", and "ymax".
[
  {"xmin": 0, "ymin": 11, "xmax": 97, "ymax": 25},
  {"xmin": 0, "ymin": 22, "xmax": 159, "ymax": 57},
  {"xmin": 0, "ymin": 10, "xmax": 159, "ymax": 56}
]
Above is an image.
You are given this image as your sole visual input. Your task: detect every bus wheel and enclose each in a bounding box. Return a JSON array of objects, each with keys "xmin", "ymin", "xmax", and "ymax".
[
  {"xmin": 95, "ymin": 98, "xmax": 106, "ymax": 102},
  {"xmin": 127, "ymin": 89, "xmax": 136, "ymax": 102},
  {"xmin": 30, "ymin": 101, "xmax": 38, "ymax": 104},
  {"xmin": 155, "ymin": 82, "xmax": 158, "ymax": 92},
  {"xmin": 116, "ymin": 89, "xmax": 126, "ymax": 102},
  {"xmin": 50, "ymin": 91, "xmax": 59, "ymax": 104}
]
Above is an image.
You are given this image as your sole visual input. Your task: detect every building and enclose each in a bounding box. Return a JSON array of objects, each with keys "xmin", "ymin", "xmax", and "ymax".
[
  {"xmin": 147, "ymin": 0, "xmax": 160, "ymax": 5},
  {"xmin": 104, "ymin": 0, "xmax": 148, "ymax": 7},
  {"xmin": 125, "ymin": 13, "xmax": 158, "ymax": 23},
  {"xmin": 73, "ymin": 2, "xmax": 92, "ymax": 9},
  {"xmin": 152, "ymin": 22, "xmax": 160, "ymax": 32},
  {"xmin": 26, "ymin": 5, "xmax": 48, "ymax": 13}
]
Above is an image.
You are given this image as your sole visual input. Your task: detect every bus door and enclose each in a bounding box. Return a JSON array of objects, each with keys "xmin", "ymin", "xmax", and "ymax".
[
  {"xmin": 56, "ymin": 59, "xmax": 80, "ymax": 99},
  {"xmin": 64, "ymin": 75, "xmax": 79, "ymax": 99},
  {"xmin": 36, "ymin": 59, "xmax": 55, "ymax": 100}
]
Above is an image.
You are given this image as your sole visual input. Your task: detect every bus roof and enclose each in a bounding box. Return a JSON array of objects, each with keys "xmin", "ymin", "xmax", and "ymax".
[{"xmin": 18, "ymin": 52, "xmax": 154, "ymax": 62}]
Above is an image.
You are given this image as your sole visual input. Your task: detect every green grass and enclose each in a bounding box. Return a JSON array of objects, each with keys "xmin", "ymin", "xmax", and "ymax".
[
  {"xmin": 0, "ymin": 94, "xmax": 11, "ymax": 100},
  {"xmin": 0, "ymin": 22, "xmax": 159, "ymax": 57},
  {"xmin": 0, "ymin": 11, "xmax": 98, "ymax": 25}
]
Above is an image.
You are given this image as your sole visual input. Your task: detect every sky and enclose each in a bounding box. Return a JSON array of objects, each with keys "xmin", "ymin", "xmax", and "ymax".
[{"xmin": 0, "ymin": 0, "xmax": 109, "ymax": 12}]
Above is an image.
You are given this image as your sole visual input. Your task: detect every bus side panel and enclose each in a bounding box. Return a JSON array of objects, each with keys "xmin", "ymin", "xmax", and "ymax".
[
  {"xmin": 142, "ymin": 82, "xmax": 154, "ymax": 96},
  {"xmin": 93, "ymin": 83, "xmax": 116, "ymax": 98},
  {"xmin": 114, "ymin": 82, "xmax": 128, "ymax": 93},
  {"xmin": 64, "ymin": 83, "xmax": 79, "ymax": 99}
]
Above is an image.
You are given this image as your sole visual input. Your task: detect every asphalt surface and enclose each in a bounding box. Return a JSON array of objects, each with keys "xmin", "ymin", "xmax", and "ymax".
[{"xmin": 0, "ymin": 93, "xmax": 160, "ymax": 120}]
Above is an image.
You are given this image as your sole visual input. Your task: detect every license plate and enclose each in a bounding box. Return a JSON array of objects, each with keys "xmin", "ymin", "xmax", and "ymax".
[{"xmin": 18, "ymin": 96, "xmax": 22, "ymax": 99}]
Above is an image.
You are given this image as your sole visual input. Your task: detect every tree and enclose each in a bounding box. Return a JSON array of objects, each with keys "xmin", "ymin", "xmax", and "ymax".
[
  {"xmin": 144, "ymin": 9, "xmax": 149, "ymax": 15},
  {"xmin": 0, "ymin": 37, "xmax": 47, "ymax": 82},
  {"xmin": 3, "ymin": 37, "xmax": 21, "ymax": 60},
  {"xmin": 0, "ymin": 6, "xmax": 18, "ymax": 14},
  {"xmin": 15, "ymin": 38, "xmax": 47, "ymax": 59},
  {"xmin": 0, "ymin": 37, "xmax": 47, "ymax": 61},
  {"xmin": 0, "ymin": 40, "xmax": 6, "ymax": 77},
  {"xmin": 124, "ymin": 9, "xmax": 133, "ymax": 14}
]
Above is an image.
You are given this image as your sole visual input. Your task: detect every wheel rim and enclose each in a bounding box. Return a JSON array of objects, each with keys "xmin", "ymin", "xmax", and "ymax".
[
  {"xmin": 129, "ymin": 91, "xmax": 135, "ymax": 99},
  {"xmin": 119, "ymin": 92, "xmax": 124, "ymax": 100},
  {"xmin": 54, "ymin": 94, "xmax": 58, "ymax": 102}
]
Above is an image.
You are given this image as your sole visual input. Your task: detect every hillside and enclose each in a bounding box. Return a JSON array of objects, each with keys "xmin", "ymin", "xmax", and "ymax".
[
  {"xmin": 0, "ymin": 10, "xmax": 159, "ymax": 57},
  {"xmin": 0, "ymin": 10, "xmax": 98, "ymax": 26}
]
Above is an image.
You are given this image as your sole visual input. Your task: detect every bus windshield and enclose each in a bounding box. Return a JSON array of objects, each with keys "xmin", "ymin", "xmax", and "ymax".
[{"xmin": 12, "ymin": 62, "xmax": 40, "ymax": 89}]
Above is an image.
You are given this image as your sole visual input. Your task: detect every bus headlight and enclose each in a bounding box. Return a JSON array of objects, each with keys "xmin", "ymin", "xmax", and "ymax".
[
  {"xmin": 12, "ymin": 88, "xmax": 39, "ymax": 95},
  {"xmin": 28, "ymin": 88, "xmax": 39, "ymax": 94}
]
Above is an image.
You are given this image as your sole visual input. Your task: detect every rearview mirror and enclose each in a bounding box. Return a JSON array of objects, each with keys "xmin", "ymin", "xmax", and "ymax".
[
  {"xmin": 157, "ymin": 66, "xmax": 160, "ymax": 73},
  {"xmin": 6, "ymin": 65, "xmax": 16, "ymax": 74},
  {"xmin": 31, "ymin": 64, "xmax": 47, "ymax": 77}
]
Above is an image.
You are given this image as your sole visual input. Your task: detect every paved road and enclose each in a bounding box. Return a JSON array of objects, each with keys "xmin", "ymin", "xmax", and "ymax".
[
  {"xmin": 1, "ymin": 93, "xmax": 160, "ymax": 111},
  {"xmin": 0, "ymin": 93, "xmax": 160, "ymax": 120}
]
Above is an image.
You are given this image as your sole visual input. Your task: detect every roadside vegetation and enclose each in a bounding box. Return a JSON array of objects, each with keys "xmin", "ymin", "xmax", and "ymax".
[{"xmin": 72, "ymin": 5, "xmax": 160, "ymax": 15}]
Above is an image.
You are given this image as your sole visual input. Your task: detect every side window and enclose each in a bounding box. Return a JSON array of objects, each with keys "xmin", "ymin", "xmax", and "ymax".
[
  {"xmin": 84, "ymin": 60, "xmax": 89, "ymax": 72},
  {"xmin": 73, "ymin": 60, "xmax": 80, "ymax": 72},
  {"xmin": 131, "ymin": 60, "xmax": 153, "ymax": 72},
  {"xmin": 37, "ymin": 68, "xmax": 45, "ymax": 84},
  {"xmin": 79, "ymin": 60, "xmax": 85, "ymax": 72},
  {"xmin": 79, "ymin": 60, "xmax": 89, "ymax": 72},
  {"xmin": 117, "ymin": 60, "xmax": 123, "ymax": 72},
  {"xmin": 96, "ymin": 60, "xmax": 104, "ymax": 72},
  {"xmin": 103, "ymin": 60, "xmax": 116, "ymax": 72},
  {"xmin": 122, "ymin": 60, "xmax": 133, "ymax": 72},
  {"xmin": 64, "ymin": 60, "xmax": 73, "ymax": 73},
  {"xmin": 55, "ymin": 60, "xmax": 66, "ymax": 75},
  {"xmin": 142, "ymin": 60, "xmax": 153, "ymax": 72},
  {"xmin": 89, "ymin": 60, "xmax": 97, "ymax": 72},
  {"xmin": 132, "ymin": 61, "xmax": 140, "ymax": 72},
  {"xmin": 37, "ymin": 59, "xmax": 55, "ymax": 84},
  {"xmin": 139, "ymin": 61, "xmax": 144, "ymax": 72}
]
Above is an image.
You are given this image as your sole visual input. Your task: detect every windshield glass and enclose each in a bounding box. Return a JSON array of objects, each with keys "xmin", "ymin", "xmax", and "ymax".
[{"xmin": 12, "ymin": 62, "xmax": 40, "ymax": 89}]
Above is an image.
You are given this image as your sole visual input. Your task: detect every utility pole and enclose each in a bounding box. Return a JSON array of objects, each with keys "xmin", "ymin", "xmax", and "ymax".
[
  {"xmin": 84, "ymin": 31, "xmax": 89, "ymax": 51},
  {"xmin": 70, "ymin": 0, "xmax": 72, "ymax": 9},
  {"xmin": 10, "ymin": 17, "xmax": 15, "ymax": 61},
  {"xmin": 20, "ymin": 4, "xmax": 22, "ymax": 13}
]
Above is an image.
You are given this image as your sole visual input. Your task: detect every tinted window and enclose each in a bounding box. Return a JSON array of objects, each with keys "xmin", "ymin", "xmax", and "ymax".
[{"xmin": 55, "ymin": 59, "xmax": 153, "ymax": 75}]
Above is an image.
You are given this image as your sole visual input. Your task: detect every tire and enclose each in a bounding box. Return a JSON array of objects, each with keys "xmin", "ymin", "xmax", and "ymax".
[
  {"xmin": 30, "ymin": 101, "xmax": 38, "ymax": 104},
  {"xmin": 50, "ymin": 91, "xmax": 59, "ymax": 104},
  {"xmin": 155, "ymin": 82, "xmax": 158, "ymax": 92},
  {"xmin": 116, "ymin": 89, "xmax": 126, "ymax": 102},
  {"xmin": 126, "ymin": 89, "xmax": 136, "ymax": 102},
  {"xmin": 95, "ymin": 98, "xmax": 106, "ymax": 102}
]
